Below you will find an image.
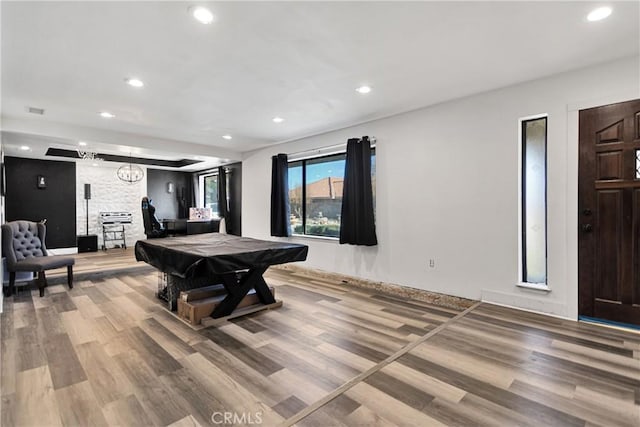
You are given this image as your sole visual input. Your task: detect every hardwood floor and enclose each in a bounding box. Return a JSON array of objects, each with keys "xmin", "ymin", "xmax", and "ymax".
[
  {"xmin": 1, "ymin": 260, "xmax": 639, "ymax": 426},
  {"xmin": 48, "ymin": 248, "xmax": 153, "ymax": 279}
]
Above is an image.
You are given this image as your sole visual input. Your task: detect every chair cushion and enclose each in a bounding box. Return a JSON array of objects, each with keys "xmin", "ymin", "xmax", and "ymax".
[{"xmin": 14, "ymin": 255, "xmax": 75, "ymax": 272}]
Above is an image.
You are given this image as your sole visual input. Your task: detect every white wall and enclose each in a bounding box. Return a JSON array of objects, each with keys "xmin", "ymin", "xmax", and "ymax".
[
  {"xmin": 242, "ymin": 56, "xmax": 640, "ymax": 320},
  {"xmin": 76, "ymin": 163, "xmax": 147, "ymax": 248}
]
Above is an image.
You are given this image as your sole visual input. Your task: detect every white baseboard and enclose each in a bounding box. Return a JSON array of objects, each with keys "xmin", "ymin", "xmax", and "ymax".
[
  {"xmin": 47, "ymin": 247, "xmax": 78, "ymax": 255},
  {"xmin": 481, "ymin": 289, "xmax": 572, "ymax": 320}
]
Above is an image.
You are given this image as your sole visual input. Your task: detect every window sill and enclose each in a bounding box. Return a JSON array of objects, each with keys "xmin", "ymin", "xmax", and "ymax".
[
  {"xmin": 516, "ymin": 282, "xmax": 551, "ymax": 292},
  {"xmin": 290, "ymin": 233, "xmax": 339, "ymax": 242}
]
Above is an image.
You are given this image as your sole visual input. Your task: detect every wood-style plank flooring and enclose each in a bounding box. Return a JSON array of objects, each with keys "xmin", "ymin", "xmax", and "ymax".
[
  {"xmin": 1, "ymin": 255, "xmax": 639, "ymax": 426},
  {"xmin": 47, "ymin": 247, "xmax": 153, "ymax": 279}
]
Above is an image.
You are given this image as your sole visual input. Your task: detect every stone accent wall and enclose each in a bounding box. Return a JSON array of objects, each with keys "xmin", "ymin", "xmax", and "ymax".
[{"xmin": 76, "ymin": 163, "xmax": 147, "ymax": 248}]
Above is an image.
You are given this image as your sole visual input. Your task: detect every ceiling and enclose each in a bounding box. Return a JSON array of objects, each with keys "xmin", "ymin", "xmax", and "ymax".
[{"xmin": 1, "ymin": 1, "xmax": 638, "ymax": 169}]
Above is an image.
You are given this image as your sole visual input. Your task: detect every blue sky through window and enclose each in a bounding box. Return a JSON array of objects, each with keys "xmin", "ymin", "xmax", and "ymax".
[
  {"xmin": 289, "ymin": 158, "xmax": 346, "ymax": 190},
  {"xmin": 288, "ymin": 154, "xmax": 376, "ymax": 190}
]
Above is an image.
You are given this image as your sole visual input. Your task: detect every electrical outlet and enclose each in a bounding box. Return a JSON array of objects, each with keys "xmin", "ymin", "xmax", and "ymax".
[{"xmin": 429, "ymin": 259, "xmax": 435, "ymax": 268}]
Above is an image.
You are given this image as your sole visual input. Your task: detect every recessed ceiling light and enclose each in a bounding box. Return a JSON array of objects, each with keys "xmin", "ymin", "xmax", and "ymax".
[
  {"xmin": 356, "ymin": 85, "xmax": 372, "ymax": 94},
  {"xmin": 19, "ymin": 145, "xmax": 30, "ymax": 151},
  {"xmin": 587, "ymin": 6, "xmax": 612, "ymax": 22},
  {"xmin": 99, "ymin": 111, "xmax": 115, "ymax": 118},
  {"xmin": 190, "ymin": 6, "xmax": 214, "ymax": 24},
  {"xmin": 78, "ymin": 141, "xmax": 88, "ymax": 146},
  {"xmin": 125, "ymin": 78, "xmax": 144, "ymax": 88},
  {"xmin": 222, "ymin": 135, "xmax": 232, "ymax": 140},
  {"xmin": 92, "ymin": 163, "xmax": 99, "ymax": 167},
  {"xmin": 273, "ymin": 117, "xmax": 284, "ymax": 123}
]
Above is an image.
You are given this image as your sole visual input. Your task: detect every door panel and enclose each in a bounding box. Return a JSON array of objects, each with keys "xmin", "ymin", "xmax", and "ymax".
[
  {"xmin": 634, "ymin": 189, "xmax": 640, "ymax": 306},
  {"xmin": 596, "ymin": 151, "xmax": 623, "ymax": 180},
  {"xmin": 579, "ymin": 99, "xmax": 640, "ymax": 326},
  {"xmin": 594, "ymin": 190, "xmax": 621, "ymax": 302},
  {"xmin": 595, "ymin": 119, "xmax": 623, "ymax": 144}
]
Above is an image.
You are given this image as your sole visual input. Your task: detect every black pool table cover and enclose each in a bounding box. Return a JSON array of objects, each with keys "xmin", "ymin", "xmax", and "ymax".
[{"xmin": 134, "ymin": 233, "xmax": 309, "ymax": 278}]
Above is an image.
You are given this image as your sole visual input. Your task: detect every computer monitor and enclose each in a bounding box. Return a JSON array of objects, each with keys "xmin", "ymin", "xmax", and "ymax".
[{"xmin": 189, "ymin": 207, "xmax": 212, "ymax": 220}]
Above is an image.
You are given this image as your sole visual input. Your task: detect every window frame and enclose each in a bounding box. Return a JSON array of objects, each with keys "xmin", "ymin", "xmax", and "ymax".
[
  {"xmin": 288, "ymin": 148, "xmax": 375, "ymax": 239},
  {"xmin": 198, "ymin": 172, "xmax": 219, "ymax": 217},
  {"xmin": 517, "ymin": 114, "xmax": 549, "ymax": 291}
]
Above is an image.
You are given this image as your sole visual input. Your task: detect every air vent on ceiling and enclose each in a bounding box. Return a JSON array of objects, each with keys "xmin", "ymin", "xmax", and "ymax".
[{"xmin": 26, "ymin": 106, "xmax": 45, "ymax": 115}]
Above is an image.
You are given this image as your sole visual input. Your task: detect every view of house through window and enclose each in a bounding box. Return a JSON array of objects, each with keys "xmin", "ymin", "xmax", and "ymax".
[
  {"xmin": 289, "ymin": 150, "xmax": 376, "ymax": 238},
  {"xmin": 521, "ymin": 117, "xmax": 547, "ymax": 284}
]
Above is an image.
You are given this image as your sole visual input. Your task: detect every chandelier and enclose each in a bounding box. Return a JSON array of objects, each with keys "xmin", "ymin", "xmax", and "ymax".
[{"xmin": 117, "ymin": 155, "xmax": 144, "ymax": 184}]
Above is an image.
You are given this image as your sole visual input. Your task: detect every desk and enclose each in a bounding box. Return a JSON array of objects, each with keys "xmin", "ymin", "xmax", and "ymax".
[
  {"xmin": 162, "ymin": 219, "xmax": 220, "ymax": 235},
  {"xmin": 134, "ymin": 233, "xmax": 308, "ymax": 319}
]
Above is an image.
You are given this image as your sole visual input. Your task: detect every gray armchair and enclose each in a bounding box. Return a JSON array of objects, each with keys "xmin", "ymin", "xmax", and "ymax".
[{"xmin": 2, "ymin": 220, "xmax": 74, "ymax": 297}]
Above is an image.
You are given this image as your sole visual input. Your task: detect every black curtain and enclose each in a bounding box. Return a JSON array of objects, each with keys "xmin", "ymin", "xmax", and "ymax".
[
  {"xmin": 191, "ymin": 172, "xmax": 199, "ymax": 210},
  {"xmin": 217, "ymin": 166, "xmax": 229, "ymax": 231},
  {"xmin": 270, "ymin": 153, "xmax": 290, "ymax": 237},
  {"xmin": 340, "ymin": 136, "xmax": 377, "ymax": 246},
  {"xmin": 177, "ymin": 185, "xmax": 189, "ymax": 219}
]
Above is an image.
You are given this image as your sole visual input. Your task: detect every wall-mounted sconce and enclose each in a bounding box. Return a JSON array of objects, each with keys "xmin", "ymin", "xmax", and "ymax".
[
  {"xmin": 167, "ymin": 182, "xmax": 174, "ymax": 193},
  {"xmin": 37, "ymin": 175, "xmax": 47, "ymax": 189}
]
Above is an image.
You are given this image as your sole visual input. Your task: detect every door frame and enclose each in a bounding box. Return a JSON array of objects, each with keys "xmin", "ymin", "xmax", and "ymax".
[{"xmin": 567, "ymin": 92, "xmax": 638, "ymax": 321}]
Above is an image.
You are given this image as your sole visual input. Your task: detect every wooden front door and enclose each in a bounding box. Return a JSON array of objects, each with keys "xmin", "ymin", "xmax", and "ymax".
[{"xmin": 578, "ymin": 99, "xmax": 640, "ymax": 326}]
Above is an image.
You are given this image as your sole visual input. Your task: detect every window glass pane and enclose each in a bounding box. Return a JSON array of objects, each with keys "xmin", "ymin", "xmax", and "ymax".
[
  {"xmin": 305, "ymin": 154, "xmax": 345, "ymax": 237},
  {"xmin": 287, "ymin": 149, "xmax": 375, "ymax": 238},
  {"xmin": 203, "ymin": 175, "xmax": 218, "ymax": 216},
  {"xmin": 522, "ymin": 118, "xmax": 547, "ymax": 283},
  {"xmin": 288, "ymin": 161, "xmax": 303, "ymax": 235},
  {"xmin": 371, "ymin": 150, "xmax": 376, "ymax": 211}
]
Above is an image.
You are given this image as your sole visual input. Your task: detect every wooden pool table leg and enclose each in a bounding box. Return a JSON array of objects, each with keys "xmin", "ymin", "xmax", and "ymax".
[{"xmin": 211, "ymin": 266, "xmax": 272, "ymax": 318}]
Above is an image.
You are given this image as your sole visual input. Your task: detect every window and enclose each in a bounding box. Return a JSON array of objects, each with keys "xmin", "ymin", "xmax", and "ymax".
[
  {"xmin": 288, "ymin": 150, "xmax": 376, "ymax": 238},
  {"xmin": 199, "ymin": 173, "xmax": 219, "ymax": 216},
  {"xmin": 520, "ymin": 117, "xmax": 547, "ymax": 285}
]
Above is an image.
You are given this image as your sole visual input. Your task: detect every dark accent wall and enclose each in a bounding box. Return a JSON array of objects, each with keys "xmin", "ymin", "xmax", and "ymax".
[
  {"xmin": 147, "ymin": 169, "xmax": 193, "ymax": 220},
  {"xmin": 5, "ymin": 157, "xmax": 77, "ymax": 248},
  {"xmin": 227, "ymin": 162, "xmax": 242, "ymax": 236}
]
